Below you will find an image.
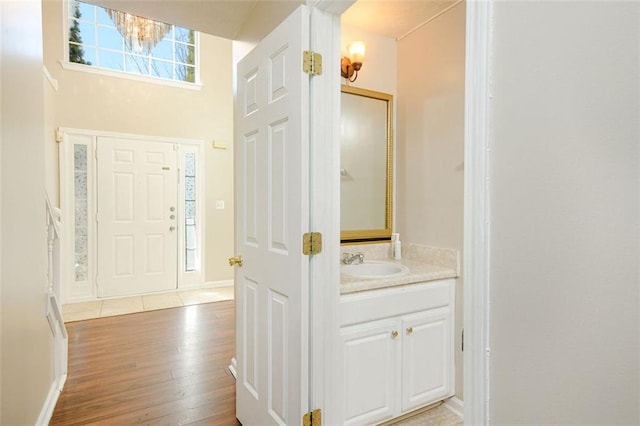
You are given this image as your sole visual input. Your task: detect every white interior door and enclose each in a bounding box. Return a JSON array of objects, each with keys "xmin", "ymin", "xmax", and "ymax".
[
  {"xmin": 234, "ymin": 5, "xmax": 310, "ymax": 425},
  {"xmin": 97, "ymin": 137, "xmax": 178, "ymax": 297}
]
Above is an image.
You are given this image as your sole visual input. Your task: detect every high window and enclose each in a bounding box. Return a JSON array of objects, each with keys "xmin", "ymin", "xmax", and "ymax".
[{"xmin": 67, "ymin": 0, "xmax": 198, "ymax": 83}]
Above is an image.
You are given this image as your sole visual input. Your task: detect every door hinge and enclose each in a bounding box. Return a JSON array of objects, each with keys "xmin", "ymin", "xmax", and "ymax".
[
  {"xmin": 461, "ymin": 328, "xmax": 464, "ymax": 352},
  {"xmin": 303, "ymin": 232, "xmax": 323, "ymax": 255},
  {"xmin": 303, "ymin": 408, "xmax": 321, "ymax": 426},
  {"xmin": 303, "ymin": 51, "xmax": 322, "ymax": 76}
]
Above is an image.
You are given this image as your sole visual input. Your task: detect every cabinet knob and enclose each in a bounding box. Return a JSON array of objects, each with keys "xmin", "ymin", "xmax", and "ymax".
[
  {"xmin": 406, "ymin": 327, "xmax": 414, "ymax": 335},
  {"xmin": 391, "ymin": 330, "xmax": 399, "ymax": 339}
]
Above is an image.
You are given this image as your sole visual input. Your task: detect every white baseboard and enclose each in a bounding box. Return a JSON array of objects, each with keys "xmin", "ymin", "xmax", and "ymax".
[
  {"xmin": 36, "ymin": 374, "xmax": 67, "ymax": 426},
  {"xmin": 443, "ymin": 396, "xmax": 464, "ymax": 418},
  {"xmin": 203, "ymin": 280, "xmax": 234, "ymax": 289}
]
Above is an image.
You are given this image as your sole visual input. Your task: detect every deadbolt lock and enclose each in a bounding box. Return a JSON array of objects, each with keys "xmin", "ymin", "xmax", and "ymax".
[{"xmin": 228, "ymin": 256, "xmax": 243, "ymax": 267}]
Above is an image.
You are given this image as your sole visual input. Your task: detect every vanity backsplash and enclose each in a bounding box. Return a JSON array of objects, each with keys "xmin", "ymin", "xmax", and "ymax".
[{"xmin": 340, "ymin": 242, "xmax": 459, "ymax": 274}]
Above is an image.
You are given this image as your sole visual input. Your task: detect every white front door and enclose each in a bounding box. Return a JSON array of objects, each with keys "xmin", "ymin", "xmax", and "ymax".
[
  {"xmin": 234, "ymin": 5, "xmax": 310, "ymax": 425},
  {"xmin": 96, "ymin": 137, "xmax": 178, "ymax": 297}
]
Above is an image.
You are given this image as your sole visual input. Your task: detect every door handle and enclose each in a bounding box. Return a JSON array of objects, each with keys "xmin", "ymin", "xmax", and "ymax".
[
  {"xmin": 406, "ymin": 327, "xmax": 414, "ymax": 335},
  {"xmin": 229, "ymin": 256, "xmax": 243, "ymax": 267},
  {"xmin": 169, "ymin": 226, "xmax": 176, "ymax": 231},
  {"xmin": 170, "ymin": 215, "xmax": 176, "ymax": 220}
]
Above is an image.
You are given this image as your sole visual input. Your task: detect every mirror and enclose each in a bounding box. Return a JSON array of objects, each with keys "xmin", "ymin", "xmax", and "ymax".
[{"xmin": 341, "ymin": 85, "xmax": 393, "ymax": 242}]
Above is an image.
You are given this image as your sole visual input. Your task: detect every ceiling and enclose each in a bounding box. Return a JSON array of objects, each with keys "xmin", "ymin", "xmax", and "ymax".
[
  {"xmin": 87, "ymin": 0, "xmax": 304, "ymax": 41},
  {"xmin": 86, "ymin": 0, "xmax": 457, "ymax": 41},
  {"xmin": 341, "ymin": 0, "xmax": 458, "ymax": 39}
]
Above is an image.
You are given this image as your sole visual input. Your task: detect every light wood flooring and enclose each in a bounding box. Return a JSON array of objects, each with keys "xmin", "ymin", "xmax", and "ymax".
[{"xmin": 51, "ymin": 300, "xmax": 239, "ymax": 425}]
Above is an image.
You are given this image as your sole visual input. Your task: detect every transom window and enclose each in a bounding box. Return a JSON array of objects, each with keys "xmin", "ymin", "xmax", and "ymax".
[{"xmin": 68, "ymin": 0, "xmax": 198, "ymax": 83}]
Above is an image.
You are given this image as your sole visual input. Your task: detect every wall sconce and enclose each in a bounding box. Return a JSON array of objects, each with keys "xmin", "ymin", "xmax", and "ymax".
[{"xmin": 341, "ymin": 41, "xmax": 366, "ymax": 82}]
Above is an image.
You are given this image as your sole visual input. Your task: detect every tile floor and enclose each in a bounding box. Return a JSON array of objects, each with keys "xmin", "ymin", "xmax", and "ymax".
[
  {"xmin": 62, "ymin": 286, "xmax": 235, "ymax": 322},
  {"xmin": 396, "ymin": 404, "xmax": 462, "ymax": 425}
]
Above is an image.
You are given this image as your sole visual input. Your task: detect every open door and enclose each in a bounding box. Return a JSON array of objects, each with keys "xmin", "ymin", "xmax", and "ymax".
[{"xmin": 233, "ymin": 5, "xmax": 311, "ymax": 425}]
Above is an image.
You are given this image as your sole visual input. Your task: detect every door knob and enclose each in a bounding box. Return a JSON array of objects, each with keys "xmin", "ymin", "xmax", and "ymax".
[
  {"xmin": 169, "ymin": 226, "xmax": 176, "ymax": 231},
  {"xmin": 391, "ymin": 330, "xmax": 399, "ymax": 340},
  {"xmin": 229, "ymin": 256, "xmax": 243, "ymax": 267},
  {"xmin": 170, "ymin": 215, "xmax": 176, "ymax": 220},
  {"xmin": 170, "ymin": 207, "xmax": 175, "ymax": 212},
  {"xmin": 406, "ymin": 327, "xmax": 414, "ymax": 335}
]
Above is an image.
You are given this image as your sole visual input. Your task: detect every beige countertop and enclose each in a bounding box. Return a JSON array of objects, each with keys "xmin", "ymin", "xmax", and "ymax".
[{"xmin": 340, "ymin": 243, "xmax": 460, "ymax": 295}]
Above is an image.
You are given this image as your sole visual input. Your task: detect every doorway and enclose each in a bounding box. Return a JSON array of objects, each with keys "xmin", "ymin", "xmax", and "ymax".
[{"xmin": 59, "ymin": 130, "xmax": 206, "ymax": 301}]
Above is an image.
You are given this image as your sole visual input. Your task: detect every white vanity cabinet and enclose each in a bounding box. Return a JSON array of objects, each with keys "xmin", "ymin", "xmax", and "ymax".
[
  {"xmin": 338, "ymin": 279, "xmax": 455, "ymax": 425},
  {"xmin": 341, "ymin": 318, "xmax": 398, "ymax": 425}
]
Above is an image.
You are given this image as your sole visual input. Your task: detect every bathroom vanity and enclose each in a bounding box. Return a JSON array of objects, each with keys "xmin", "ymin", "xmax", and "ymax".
[{"xmin": 337, "ymin": 243, "xmax": 458, "ymax": 425}]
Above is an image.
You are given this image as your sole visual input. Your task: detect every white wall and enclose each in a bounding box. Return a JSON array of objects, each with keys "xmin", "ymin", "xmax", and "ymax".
[
  {"xmin": 488, "ymin": 1, "xmax": 639, "ymax": 423},
  {"xmin": 42, "ymin": 1, "xmax": 234, "ymax": 283},
  {"xmin": 1, "ymin": 0, "xmax": 55, "ymax": 423},
  {"xmin": 396, "ymin": 2, "xmax": 466, "ymax": 400}
]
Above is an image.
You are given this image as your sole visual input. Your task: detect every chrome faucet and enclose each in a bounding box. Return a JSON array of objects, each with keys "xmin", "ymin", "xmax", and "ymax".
[{"xmin": 342, "ymin": 252, "xmax": 364, "ymax": 265}]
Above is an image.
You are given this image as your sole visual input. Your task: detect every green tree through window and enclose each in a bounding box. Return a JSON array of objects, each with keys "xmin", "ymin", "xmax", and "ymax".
[{"xmin": 68, "ymin": 2, "xmax": 91, "ymax": 65}]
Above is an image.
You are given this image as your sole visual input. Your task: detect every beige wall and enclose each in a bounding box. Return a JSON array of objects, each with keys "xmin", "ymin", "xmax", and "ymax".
[
  {"xmin": 489, "ymin": 1, "xmax": 639, "ymax": 423},
  {"xmin": 1, "ymin": 0, "xmax": 55, "ymax": 423},
  {"xmin": 42, "ymin": 1, "xmax": 234, "ymax": 283},
  {"xmin": 396, "ymin": 2, "xmax": 466, "ymax": 399},
  {"xmin": 44, "ymin": 70, "xmax": 59, "ymax": 205}
]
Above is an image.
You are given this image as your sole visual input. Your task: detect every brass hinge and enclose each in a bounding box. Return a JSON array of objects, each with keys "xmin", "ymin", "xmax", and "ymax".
[
  {"xmin": 303, "ymin": 51, "xmax": 323, "ymax": 76},
  {"xmin": 303, "ymin": 232, "xmax": 323, "ymax": 255},
  {"xmin": 303, "ymin": 408, "xmax": 322, "ymax": 426}
]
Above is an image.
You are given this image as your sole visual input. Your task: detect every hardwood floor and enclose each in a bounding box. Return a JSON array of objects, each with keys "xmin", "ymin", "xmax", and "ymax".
[{"xmin": 51, "ymin": 301, "xmax": 240, "ymax": 425}]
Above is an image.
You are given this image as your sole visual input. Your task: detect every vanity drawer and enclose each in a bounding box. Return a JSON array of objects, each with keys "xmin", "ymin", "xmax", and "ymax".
[{"xmin": 340, "ymin": 279, "xmax": 454, "ymax": 326}]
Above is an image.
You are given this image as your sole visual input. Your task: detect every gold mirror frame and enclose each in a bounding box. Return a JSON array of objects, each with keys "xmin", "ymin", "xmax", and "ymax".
[{"xmin": 340, "ymin": 85, "xmax": 393, "ymax": 243}]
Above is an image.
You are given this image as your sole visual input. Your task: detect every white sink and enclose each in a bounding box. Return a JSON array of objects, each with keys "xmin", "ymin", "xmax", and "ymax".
[{"xmin": 341, "ymin": 260, "xmax": 409, "ymax": 278}]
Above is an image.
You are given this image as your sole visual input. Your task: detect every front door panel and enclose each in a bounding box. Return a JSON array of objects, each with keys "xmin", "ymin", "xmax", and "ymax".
[{"xmin": 97, "ymin": 137, "xmax": 177, "ymax": 297}]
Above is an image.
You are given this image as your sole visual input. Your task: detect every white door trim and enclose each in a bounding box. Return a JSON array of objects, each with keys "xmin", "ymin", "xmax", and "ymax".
[
  {"xmin": 308, "ymin": 6, "xmax": 342, "ymax": 425},
  {"xmin": 463, "ymin": 1, "xmax": 492, "ymax": 424},
  {"xmin": 59, "ymin": 127, "xmax": 206, "ymax": 303}
]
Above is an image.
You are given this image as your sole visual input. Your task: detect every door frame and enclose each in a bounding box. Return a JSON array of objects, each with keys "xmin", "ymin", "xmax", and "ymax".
[
  {"xmin": 59, "ymin": 128, "xmax": 206, "ymax": 303},
  {"xmin": 305, "ymin": 4, "xmax": 346, "ymax": 425},
  {"xmin": 309, "ymin": 0, "xmax": 492, "ymax": 423},
  {"xmin": 462, "ymin": 1, "xmax": 492, "ymax": 424}
]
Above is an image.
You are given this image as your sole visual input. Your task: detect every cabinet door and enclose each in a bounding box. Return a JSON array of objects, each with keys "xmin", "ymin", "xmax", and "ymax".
[
  {"xmin": 401, "ymin": 307, "xmax": 453, "ymax": 412},
  {"xmin": 340, "ymin": 318, "xmax": 399, "ymax": 425}
]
